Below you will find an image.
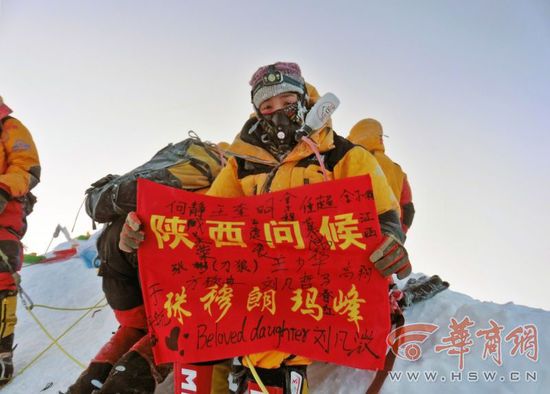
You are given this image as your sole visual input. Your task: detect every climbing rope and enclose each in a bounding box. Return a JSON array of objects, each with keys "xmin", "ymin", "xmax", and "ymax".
[
  {"xmin": 16, "ymin": 287, "xmax": 108, "ymax": 311},
  {"xmin": 0, "ymin": 237, "xmax": 108, "ymax": 384},
  {"xmin": 14, "ymin": 296, "xmax": 107, "ymax": 378},
  {"xmin": 31, "ymin": 302, "xmax": 108, "ymax": 312},
  {"xmin": 23, "ymin": 306, "xmax": 88, "ymax": 369}
]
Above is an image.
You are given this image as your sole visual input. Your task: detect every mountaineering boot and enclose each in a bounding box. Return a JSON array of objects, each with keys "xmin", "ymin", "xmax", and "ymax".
[
  {"xmin": 94, "ymin": 334, "xmax": 171, "ymax": 393},
  {"xmin": 66, "ymin": 325, "xmax": 146, "ymax": 393},
  {"xmin": 0, "ymin": 350, "xmax": 13, "ymax": 388},
  {"xmin": 95, "ymin": 350, "xmax": 156, "ymax": 393},
  {"xmin": 66, "ymin": 362, "xmax": 114, "ymax": 394},
  {"xmin": 0, "ymin": 290, "xmax": 17, "ymax": 387}
]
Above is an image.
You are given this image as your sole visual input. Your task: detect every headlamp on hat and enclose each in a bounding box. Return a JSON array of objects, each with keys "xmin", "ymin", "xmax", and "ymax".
[
  {"xmin": 263, "ymin": 69, "xmax": 283, "ymax": 85},
  {"xmin": 250, "ymin": 62, "xmax": 306, "ymax": 110}
]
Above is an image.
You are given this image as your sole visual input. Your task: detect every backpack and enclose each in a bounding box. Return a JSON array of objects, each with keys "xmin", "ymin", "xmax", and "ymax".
[{"xmin": 85, "ymin": 132, "xmax": 226, "ymax": 224}]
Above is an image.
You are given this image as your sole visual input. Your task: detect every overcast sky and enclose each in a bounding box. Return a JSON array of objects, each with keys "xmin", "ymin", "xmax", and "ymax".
[{"xmin": 1, "ymin": 0, "xmax": 549, "ymax": 309}]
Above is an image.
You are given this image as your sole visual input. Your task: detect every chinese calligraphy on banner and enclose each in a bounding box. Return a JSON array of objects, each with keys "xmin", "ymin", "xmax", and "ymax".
[{"xmin": 137, "ymin": 175, "xmax": 390, "ymax": 370}]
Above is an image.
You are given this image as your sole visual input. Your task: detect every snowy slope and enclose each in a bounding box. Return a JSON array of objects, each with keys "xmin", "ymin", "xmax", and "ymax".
[
  {"xmin": 309, "ymin": 278, "xmax": 549, "ymax": 394},
  {"xmin": 4, "ymin": 238, "xmax": 548, "ymax": 393},
  {"xmin": 6, "ymin": 236, "xmax": 118, "ymax": 393}
]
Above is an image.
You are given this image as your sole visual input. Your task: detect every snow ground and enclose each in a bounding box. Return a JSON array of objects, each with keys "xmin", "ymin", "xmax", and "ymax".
[{"xmin": 3, "ymin": 237, "xmax": 548, "ymax": 393}]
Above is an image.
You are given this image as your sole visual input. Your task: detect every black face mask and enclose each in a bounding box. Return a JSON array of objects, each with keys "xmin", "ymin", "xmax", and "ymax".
[{"xmin": 257, "ymin": 102, "xmax": 306, "ymax": 159}]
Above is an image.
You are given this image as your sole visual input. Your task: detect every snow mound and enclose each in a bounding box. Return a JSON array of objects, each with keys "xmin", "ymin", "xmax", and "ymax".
[{"xmin": 310, "ymin": 274, "xmax": 549, "ymax": 393}]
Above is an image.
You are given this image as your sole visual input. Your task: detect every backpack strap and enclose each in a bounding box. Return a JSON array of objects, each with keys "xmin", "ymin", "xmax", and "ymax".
[
  {"xmin": 292, "ymin": 132, "xmax": 355, "ymax": 172},
  {"xmin": 323, "ymin": 133, "xmax": 356, "ymax": 172}
]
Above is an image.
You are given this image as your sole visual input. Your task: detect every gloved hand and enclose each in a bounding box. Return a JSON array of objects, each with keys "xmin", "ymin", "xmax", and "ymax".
[
  {"xmin": 370, "ymin": 234, "xmax": 412, "ymax": 279},
  {"xmin": 119, "ymin": 211, "xmax": 145, "ymax": 253},
  {"xmin": 0, "ymin": 192, "xmax": 9, "ymax": 214}
]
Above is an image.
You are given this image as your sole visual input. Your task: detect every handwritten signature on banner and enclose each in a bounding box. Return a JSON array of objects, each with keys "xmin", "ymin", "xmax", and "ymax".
[{"xmin": 137, "ymin": 175, "xmax": 391, "ymax": 370}]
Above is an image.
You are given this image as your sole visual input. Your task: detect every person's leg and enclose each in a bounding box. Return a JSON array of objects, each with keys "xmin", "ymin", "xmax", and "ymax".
[
  {"xmin": 97, "ymin": 333, "xmax": 173, "ymax": 394},
  {"xmin": 0, "ymin": 288, "xmax": 17, "ymax": 388},
  {"xmin": 68, "ymin": 217, "xmax": 146, "ymax": 393},
  {"xmin": 67, "ymin": 312, "xmax": 147, "ymax": 394},
  {"xmin": 0, "ymin": 237, "xmax": 22, "ymax": 388}
]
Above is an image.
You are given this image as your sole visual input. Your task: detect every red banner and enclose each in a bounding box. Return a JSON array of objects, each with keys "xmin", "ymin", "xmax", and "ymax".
[{"xmin": 137, "ymin": 175, "xmax": 390, "ymax": 370}]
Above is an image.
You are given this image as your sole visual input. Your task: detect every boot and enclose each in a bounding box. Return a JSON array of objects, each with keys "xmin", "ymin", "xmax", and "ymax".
[
  {"xmin": 95, "ymin": 350, "xmax": 156, "ymax": 393},
  {"xmin": 96, "ymin": 333, "xmax": 174, "ymax": 394},
  {"xmin": 0, "ymin": 350, "xmax": 13, "ymax": 388},
  {"xmin": 0, "ymin": 290, "xmax": 17, "ymax": 387},
  {"xmin": 67, "ymin": 325, "xmax": 145, "ymax": 393},
  {"xmin": 66, "ymin": 362, "xmax": 113, "ymax": 394}
]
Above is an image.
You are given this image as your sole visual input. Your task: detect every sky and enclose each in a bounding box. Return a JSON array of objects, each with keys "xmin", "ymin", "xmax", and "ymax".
[{"xmin": 1, "ymin": 0, "xmax": 549, "ymax": 309}]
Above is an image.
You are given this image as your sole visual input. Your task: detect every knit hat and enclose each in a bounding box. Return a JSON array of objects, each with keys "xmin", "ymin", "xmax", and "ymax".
[
  {"xmin": 250, "ymin": 62, "xmax": 305, "ymax": 108},
  {"xmin": 0, "ymin": 96, "xmax": 13, "ymax": 119}
]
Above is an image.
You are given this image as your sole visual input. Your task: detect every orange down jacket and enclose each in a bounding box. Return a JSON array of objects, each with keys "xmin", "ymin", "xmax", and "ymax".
[{"xmin": 0, "ymin": 116, "xmax": 41, "ymax": 197}]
